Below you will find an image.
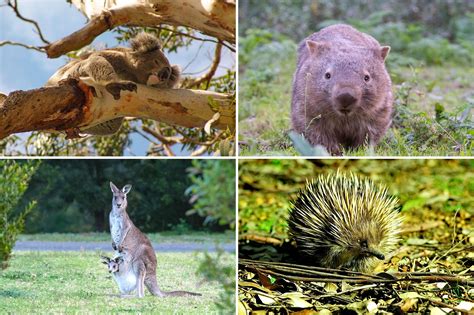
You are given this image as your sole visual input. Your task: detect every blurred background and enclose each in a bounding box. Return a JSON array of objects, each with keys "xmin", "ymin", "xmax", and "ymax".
[
  {"xmin": 7, "ymin": 159, "xmax": 235, "ymax": 234},
  {"xmin": 239, "ymin": 159, "xmax": 473, "ymax": 235},
  {"xmin": 238, "ymin": 0, "xmax": 474, "ymax": 156}
]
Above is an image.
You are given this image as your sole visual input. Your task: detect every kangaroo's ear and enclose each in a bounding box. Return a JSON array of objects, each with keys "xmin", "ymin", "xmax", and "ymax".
[
  {"xmin": 110, "ymin": 182, "xmax": 119, "ymax": 194},
  {"xmin": 122, "ymin": 184, "xmax": 132, "ymax": 195},
  {"xmin": 100, "ymin": 256, "xmax": 110, "ymax": 264}
]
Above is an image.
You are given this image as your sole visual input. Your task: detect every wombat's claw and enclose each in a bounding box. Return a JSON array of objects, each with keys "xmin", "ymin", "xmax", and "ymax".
[
  {"xmin": 64, "ymin": 128, "xmax": 83, "ymax": 139},
  {"xmin": 105, "ymin": 82, "xmax": 137, "ymax": 100}
]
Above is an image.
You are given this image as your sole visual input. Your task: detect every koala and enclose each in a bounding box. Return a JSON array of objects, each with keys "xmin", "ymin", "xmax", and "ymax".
[{"xmin": 46, "ymin": 32, "xmax": 181, "ymax": 136}]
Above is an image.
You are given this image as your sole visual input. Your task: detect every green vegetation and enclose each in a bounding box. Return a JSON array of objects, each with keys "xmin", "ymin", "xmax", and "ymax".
[
  {"xmin": 0, "ymin": 160, "xmax": 39, "ymax": 269},
  {"xmin": 0, "ymin": 251, "xmax": 234, "ymax": 314},
  {"xmin": 18, "ymin": 231, "xmax": 234, "ymax": 244},
  {"xmin": 239, "ymin": 1, "xmax": 474, "ymax": 156},
  {"xmin": 238, "ymin": 159, "xmax": 473, "ymax": 235},
  {"xmin": 186, "ymin": 160, "xmax": 236, "ymax": 227},
  {"xmin": 238, "ymin": 159, "xmax": 473, "ymax": 313},
  {"xmin": 12, "ymin": 159, "xmax": 235, "ymax": 234},
  {"xmin": 186, "ymin": 159, "xmax": 237, "ymax": 313}
]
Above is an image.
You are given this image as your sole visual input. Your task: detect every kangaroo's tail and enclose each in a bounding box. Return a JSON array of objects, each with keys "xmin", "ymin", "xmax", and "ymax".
[
  {"xmin": 162, "ymin": 290, "xmax": 202, "ymax": 297},
  {"xmin": 145, "ymin": 277, "xmax": 202, "ymax": 297}
]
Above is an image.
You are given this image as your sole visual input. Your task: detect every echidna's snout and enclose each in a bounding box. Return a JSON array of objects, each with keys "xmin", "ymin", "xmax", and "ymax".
[
  {"xmin": 359, "ymin": 239, "xmax": 385, "ymax": 260},
  {"xmin": 364, "ymin": 248, "xmax": 385, "ymax": 260}
]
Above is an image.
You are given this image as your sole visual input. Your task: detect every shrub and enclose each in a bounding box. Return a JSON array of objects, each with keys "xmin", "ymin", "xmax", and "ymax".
[{"xmin": 0, "ymin": 160, "xmax": 39, "ymax": 269}]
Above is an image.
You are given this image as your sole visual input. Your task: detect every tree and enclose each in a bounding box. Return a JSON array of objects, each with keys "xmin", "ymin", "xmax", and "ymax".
[
  {"xmin": 186, "ymin": 159, "xmax": 236, "ymax": 227},
  {"xmin": 185, "ymin": 159, "xmax": 236, "ymax": 313},
  {"xmin": 0, "ymin": 160, "xmax": 39, "ymax": 269},
  {"xmin": 16, "ymin": 159, "xmax": 204, "ymax": 233},
  {"xmin": 0, "ymin": 0, "xmax": 235, "ymax": 156}
]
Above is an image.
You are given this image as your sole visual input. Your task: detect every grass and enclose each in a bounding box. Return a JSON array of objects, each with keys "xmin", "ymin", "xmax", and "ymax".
[
  {"xmin": 238, "ymin": 33, "xmax": 473, "ymax": 156},
  {"xmin": 18, "ymin": 231, "xmax": 235, "ymax": 244},
  {"xmin": 238, "ymin": 159, "xmax": 473, "ymax": 235},
  {"xmin": 0, "ymin": 251, "xmax": 235, "ymax": 314}
]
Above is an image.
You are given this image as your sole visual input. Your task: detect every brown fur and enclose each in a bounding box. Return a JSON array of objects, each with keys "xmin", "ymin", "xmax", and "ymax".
[
  {"xmin": 291, "ymin": 24, "xmax": 393, "ymax": 155},
  {"xmin": 109, "ymin": 182, "xmax": 200, "ymax": 298},
  {"xmin": 46, "ymin": 32, "xmax": 180, "ymax": 136}
]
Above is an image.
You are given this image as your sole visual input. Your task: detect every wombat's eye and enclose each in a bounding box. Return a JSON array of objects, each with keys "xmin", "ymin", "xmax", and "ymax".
[
  {"xmin": 364, "ymin": 75, "xmax": 370, "ymax": 82},
  {"xmin": 325, "ymin": 72, "xmax": 331, "ymax": 79}
]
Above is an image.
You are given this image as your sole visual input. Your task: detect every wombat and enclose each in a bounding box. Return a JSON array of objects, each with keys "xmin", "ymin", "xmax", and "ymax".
[{"xmin": 291, "ymin": 24, "xmax": 393, "ymax": 155}]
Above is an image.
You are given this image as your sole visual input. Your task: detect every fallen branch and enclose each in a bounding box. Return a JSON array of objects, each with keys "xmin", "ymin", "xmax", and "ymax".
[
  {"xmin": 0, "ymin": 78, "xmax": 234, "ymax": 139},
  {"xmin": 239, "ymin": 259, "xmax": 474, "ymax": 286},
  {"xmin": 46, "ymin": 0, "xmax": 235, "ymax": 58}
]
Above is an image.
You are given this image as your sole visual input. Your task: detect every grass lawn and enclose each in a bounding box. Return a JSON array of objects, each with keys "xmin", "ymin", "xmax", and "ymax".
[
  {"xmin": 0, "ymin": 251, "xmax": 235, "ymax": 314},
  {"xmin": 19, "ymin": 231, "xmax": 235, "ymax": 244},
  {"xmin": 238, "ymin": 35, "xmax": 473, "ymax": 156}
]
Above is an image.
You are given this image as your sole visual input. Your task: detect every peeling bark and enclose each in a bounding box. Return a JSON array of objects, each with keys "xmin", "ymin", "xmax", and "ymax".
[
  {"xmin": 46, "ymin": 0, "xmax": 235, "ymax": 58},
  {"xmin": 0, "ymin": 79, "xmax": 234, "ymax": 140}
]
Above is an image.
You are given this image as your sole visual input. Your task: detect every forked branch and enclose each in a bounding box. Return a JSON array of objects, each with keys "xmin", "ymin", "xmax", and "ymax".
[{"xmin": 45, "ymin": 0, "xmax": 235, "ymax": 58}]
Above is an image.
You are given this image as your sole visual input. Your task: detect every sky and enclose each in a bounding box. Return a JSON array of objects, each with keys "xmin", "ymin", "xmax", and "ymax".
[{"xmin": 0, "ymin": 0, "xmax": 235, "ymax": 156}]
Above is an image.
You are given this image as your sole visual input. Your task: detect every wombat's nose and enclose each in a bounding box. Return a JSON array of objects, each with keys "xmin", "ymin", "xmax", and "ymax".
[{"xmin": 336, "ymin": 92, "xmax": 357, "ymax": 108}]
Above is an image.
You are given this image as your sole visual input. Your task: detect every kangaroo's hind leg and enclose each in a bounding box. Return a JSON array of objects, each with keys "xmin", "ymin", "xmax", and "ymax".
[
  {"xmin": 145, "ymin": 270, "xmax": 164, "ymax": 297},
  {"xmin": 136, "ymin": 262, "xmax": 147, "ymax": 298}
]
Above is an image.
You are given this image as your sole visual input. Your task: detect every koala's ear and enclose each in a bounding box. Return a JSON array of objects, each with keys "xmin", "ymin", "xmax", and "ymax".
[
  {"xmin": 110, "ymin": 182, "xmax": 119, "ymax": 194},
  {"xmin": 380, "ymin": 46, "xmax": 390, "ymax": 61},
  {"xmin": 122, "ymin": 184, "xmax": 132, "ymax": 195},
  {"xmin": 306, "ymin": 40, "xmax": 329, "ymax": 56}
]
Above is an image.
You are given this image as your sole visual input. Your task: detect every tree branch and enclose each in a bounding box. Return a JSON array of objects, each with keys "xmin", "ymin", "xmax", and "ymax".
[
  {"xmin": 45, "ymin": 0, "xmax": 235, "ymax": 58},
  {"xmin": 156, "ymin": 26, "xmax": 235, "ymax": 52},
  {"xmin": 0, "ymin": 40, "xmax": 45, "ymax": 53},
  {"xmin": 0, "ymin": 78, "xmax": 234, "ymax": 140},
  {"xmin": 6, "ymin": 0, "xmax": 50, "ymax": 44},
  {"xmin": 184, "ymin": 42, "xmax": 223, "ymax": 89}
]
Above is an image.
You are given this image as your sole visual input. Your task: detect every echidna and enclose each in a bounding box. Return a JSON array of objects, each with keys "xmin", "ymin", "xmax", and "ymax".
[{"xmin": 288, "ymin": 172, "xmax": 402, "ymax": 273}]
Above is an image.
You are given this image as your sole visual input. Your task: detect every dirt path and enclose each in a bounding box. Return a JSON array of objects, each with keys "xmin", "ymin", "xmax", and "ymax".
[{"xmin": 14, "ymin": 241, "xmax": 235, "ymax": 253}]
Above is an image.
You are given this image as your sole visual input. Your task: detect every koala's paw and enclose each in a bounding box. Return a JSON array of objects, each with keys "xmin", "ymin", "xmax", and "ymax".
[
  {"xmin": 105, "ymin": 82, "xmax": 137, "ymax": 100},
  {"xmin": 112, "ymin": 242, "xmax": 117, "ymax": 251},
  {"xmin": 65, "ymin": 128, "xmax": 83, "ymax": 139}
]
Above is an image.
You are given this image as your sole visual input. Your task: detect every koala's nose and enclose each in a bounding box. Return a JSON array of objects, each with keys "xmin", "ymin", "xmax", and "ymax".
[
  {"xmin": 158, "ymin": 67, "xmax": 172, "ymax": 80},
  {"xmin": 336, "ymin": 92, "xmax": 357, "ymax": 109}
]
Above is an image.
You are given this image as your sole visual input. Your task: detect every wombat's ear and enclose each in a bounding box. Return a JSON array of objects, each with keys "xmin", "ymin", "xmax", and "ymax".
[
  {"xmin": 380, "ymin": 46, "xmax": 391, "ymax": 61},
  {"xmin": 306, "ymin": 40, "xmax": 329, "ymax": 56}
]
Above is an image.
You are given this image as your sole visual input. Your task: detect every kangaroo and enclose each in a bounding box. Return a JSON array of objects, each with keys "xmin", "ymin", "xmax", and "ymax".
[{"xmin": 108, "ymin": 182, "xmax": 201, "ymax": 298}]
